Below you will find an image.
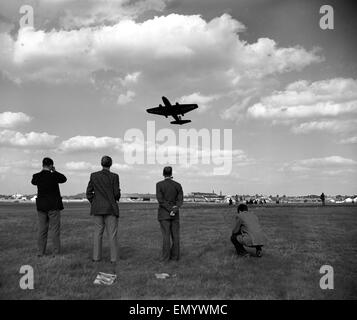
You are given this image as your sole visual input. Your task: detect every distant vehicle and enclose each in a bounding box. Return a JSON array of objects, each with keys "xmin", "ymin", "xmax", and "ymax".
[{"xmin": 146, "ymin": 96, "xmax": 198, "ymax": 125}]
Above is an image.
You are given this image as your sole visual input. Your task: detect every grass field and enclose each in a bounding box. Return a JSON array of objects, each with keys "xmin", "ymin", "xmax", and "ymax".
[{"xmin": 0, "ymin": 202, "xmax": 356, "ymax": 299}]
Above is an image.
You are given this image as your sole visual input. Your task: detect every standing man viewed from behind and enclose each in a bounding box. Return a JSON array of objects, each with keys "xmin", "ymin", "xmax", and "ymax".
[
  {"xmin": 31, "ymin": 157, "xmax": 67, "ymax": 257},
  {"xmin": 156, "ymin": 166, "xmax": 183, "ymax": 263},
  {"xmin": 320, "ymin": 192, "xmax": 326, "ymax": 206},
  {"xmin": 86, "ymin": 156, "xmax": 121, "ymax": 264}
]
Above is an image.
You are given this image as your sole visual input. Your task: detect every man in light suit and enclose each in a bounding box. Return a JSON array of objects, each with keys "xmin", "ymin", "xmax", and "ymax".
[
  {"xmin": 231, "ymin": 203, "xmax": 266, "ymax": 257},
  {"xmin": 31, "ymin": 157, "xmax": 67, "ymax": 257},
  {"xmin": 86, "ymin": 156, "xmax": 121, "ymax": 263},
  {"xmin": 156, "ymin": 166, "xmax": 183, "ymax": 262}
]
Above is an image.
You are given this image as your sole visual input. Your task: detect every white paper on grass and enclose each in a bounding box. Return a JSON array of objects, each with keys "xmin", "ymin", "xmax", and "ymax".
[
  {"xmin": 93, "ymin": 272, "xmax": 117, "ymax": 285},
  {"xmin": 155, "ymin": 273, "xmax": 177, "ymax": 279}
]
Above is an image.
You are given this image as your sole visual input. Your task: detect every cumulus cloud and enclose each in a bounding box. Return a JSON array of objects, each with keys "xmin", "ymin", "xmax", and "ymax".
[
  {"xmin": 249, "ymin": 100, "xmax": 357, "ymax": 120},
  {"xmin": 247, "ymin": 78, "xmax": 357, "ymax": 145},
  {"xmin": 0, "ymin": 159, "xmax": 42, "ymax": 176},
  {"xmin": 112, "ymin": 163, "xmax": 131, "ymax": 171},
  {"xmin": 57, "ymin": 0, "xmax": 170, "ymax": 29},
  {"xmin": 0, "ymin": 14, "xmax": 321, "ymax": 87},
  {"xmin": 0, "ymin": 0, "xmax": 170, "ymax": 31},
  {"xmin": 0, "ymin": 12, "xmax": 322, "ymax": 127},
  {"xmin": 291, "ymin": 119, "xmax": 357, "ymax": 134},
  {"xmin": 178, "ymin": 92, "xmax": 220, "ymax": 112},
  {"xmin": 120, "ymin": 71, "xmax": 141, "ymax": 86},
  {"xmin": 65, "ymin": 161, "xmax": 99, "ymax": 171},
  {"xmin": 298, "ymin": 156, "xmax": 357, "ymax": 167},
  {"xmin": 339, "ymin": 136, "xmax": 357, "ymax": 144},
  {"xmin": 90, "ymin": 70, "xmax": 141, "ymax": 104},
  {"xmin": 221, "ymin": 95, "xmax": 255, "ymax": 120},
  {"xmin": 0, "ymin": 111, "xmax": 31, "ymax": 128},
  {"xmin": 117, "ymin": 90, "xmax": 136, "ymax": 105},
  {"xmin": 281, "ymin": 156, "xmax": 357, "ymax": 174},
  {"xmin": 0, "ymin": 166, "xmax": 9, "ymax": 174},
  {"xmin": 323, "ymin": 169, "xmax": 356, "ymax": 176},
  {"xmin": 247, "ymin": 78, "xmax": 357, "ymax": 120},
  {"xmin": 0, "ymin": 129, "xmax": 57, "ymax": 148},
  {"xmin": 65, "ymin": 161, "xmax": 131, "ymax": 171},
  {"xmin": 59, "ymin": 135, "xmax": 122, "ymax": 152}
]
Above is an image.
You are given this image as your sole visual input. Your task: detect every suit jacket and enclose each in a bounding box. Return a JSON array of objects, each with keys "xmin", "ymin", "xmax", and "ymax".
[
  {"xmin": 156, "ymin": 178, "xmax": 183, "ymax": 221},
  {"xmin": 31, "ymin": 170, "xmax": 67, "ymax": 212},
  {"xmin": 232, "ymin": 211, "xmax": 266, "ymax": 246},
  {"xmin": 86, "ymin": 169, "xmax": 121, "ymax": 216}
]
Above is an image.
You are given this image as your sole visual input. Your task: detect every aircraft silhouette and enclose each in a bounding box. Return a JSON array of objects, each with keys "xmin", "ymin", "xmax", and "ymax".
[{"xmin": 146, "ymin": 96, "xmax": 198, "ymax": 125}]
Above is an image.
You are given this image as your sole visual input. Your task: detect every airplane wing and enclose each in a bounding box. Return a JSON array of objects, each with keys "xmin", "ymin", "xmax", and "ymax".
[
  {"xmin": 146, "ymin": 106, "xmax": 169, "ymax": 116},
  {"xmin": 171, "ymin": 103, "xmax": 198, "ymax": 115},
  {"xmin": 147, "ymin": 104, "xmax": 198, "ymax": 116}
]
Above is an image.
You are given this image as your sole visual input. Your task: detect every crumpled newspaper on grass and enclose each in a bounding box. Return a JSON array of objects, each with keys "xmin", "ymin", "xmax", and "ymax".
[{"xmin": 94, "ymin": 272, "xmax": 117, "ymax": 285}]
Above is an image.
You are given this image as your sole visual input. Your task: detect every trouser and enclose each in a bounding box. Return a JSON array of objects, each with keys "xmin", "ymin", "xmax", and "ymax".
[
  {"xmin": 159, "ymin": 219, "xmax": 180, "ymax": 261},
  {"xmin": 230, "ymin": 233, "xmax": 262, "ymax": 254},
  {"xmin": 93, "ymin": 215, "xmax": 118, "ymax": 262},
  {"xmin": 230, "ymin": 234, "xmax": 246, "ymax": 254},
  {"xmin": 37, "ymin": 210, "xmax": 61, "ymax": 255}
]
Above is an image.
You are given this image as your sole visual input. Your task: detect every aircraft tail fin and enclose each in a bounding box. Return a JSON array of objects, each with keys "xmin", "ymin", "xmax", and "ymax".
[{"xmin": 170, "ymin": 119, "xmax": 191, "ymax": 125}]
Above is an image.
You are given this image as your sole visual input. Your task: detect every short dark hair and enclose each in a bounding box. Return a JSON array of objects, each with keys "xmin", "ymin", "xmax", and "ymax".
[
  {"xmin": 237, "ymin": 203, "xmax": 248, "ymax": 213},
  {"xmin": 42, "ymin": 157, "xmax": 54, "ymax": 167},
  {"xmin": 163, "ymin": 166, "xmax": 172, "ymax": 177},
  {"xmin": 101, "ymin": 155, "xmax": 112, "ymax": 168}
]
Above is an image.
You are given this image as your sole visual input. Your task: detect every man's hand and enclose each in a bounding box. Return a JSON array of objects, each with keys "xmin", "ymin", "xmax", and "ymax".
[{"xmin": 170, "ymin": 206, "xmax": 178, "ymax": 216}]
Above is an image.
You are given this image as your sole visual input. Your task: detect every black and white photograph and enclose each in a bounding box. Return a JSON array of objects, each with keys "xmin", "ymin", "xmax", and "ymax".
[{"xmin": 0, "ymin": 0, "xmax": 356, "ymax": 304}]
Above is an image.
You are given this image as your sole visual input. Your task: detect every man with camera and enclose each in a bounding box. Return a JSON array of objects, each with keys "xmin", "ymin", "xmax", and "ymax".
[{"xmin": 31, "ymin": 157, "xmax": 67, "ymax": 257}]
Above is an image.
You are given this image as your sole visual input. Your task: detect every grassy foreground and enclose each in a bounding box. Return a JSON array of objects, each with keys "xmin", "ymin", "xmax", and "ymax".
[{"xmin": 0, "ymin": 202, "xmax": 356, "ymax": 299}]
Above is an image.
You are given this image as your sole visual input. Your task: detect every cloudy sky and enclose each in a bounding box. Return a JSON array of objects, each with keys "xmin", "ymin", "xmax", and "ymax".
[{"xmin": 0, "ymin": 0, "xmax": 356, "ymax": 196}]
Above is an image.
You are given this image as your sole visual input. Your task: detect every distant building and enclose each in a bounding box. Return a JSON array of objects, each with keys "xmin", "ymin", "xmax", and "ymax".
[
  {"xmin": 187, "ymin": 192, "xmax": 225, "ymax": 202},
  {"xmin": 121, "ymin": 193, "xmax": 157, "ymax": 202},
  {"xmin": 11, "ymin": 193, "xmax": 27, "ymax": 201}
]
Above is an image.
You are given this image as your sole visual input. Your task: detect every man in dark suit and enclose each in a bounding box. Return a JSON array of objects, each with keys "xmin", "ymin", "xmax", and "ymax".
[
  {"xmin": 86, "ymin": 156, "xmax": 121, "ymax": 263},
  {"xmin": 156, "ymin": 166, "xmax": 183, "ymax": 262},
  {"xmin": 320, "ymin": 192, "xmax": 326, "ymax": 206},
  {"xmin": 31, "ymin": 157, "xmax": 67, "ymax": 257}
]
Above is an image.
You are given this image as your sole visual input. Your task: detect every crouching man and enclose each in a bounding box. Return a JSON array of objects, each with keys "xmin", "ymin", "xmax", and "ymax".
[{"xmin": 231, "ymin": 204, "xmax": 266, "ymax": 257}]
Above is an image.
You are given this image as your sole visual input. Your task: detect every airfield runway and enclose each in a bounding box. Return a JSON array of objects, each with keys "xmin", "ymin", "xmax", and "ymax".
[{"xmin": 0, "ymin": 202, "xmax": 356, "ymax": 299}]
